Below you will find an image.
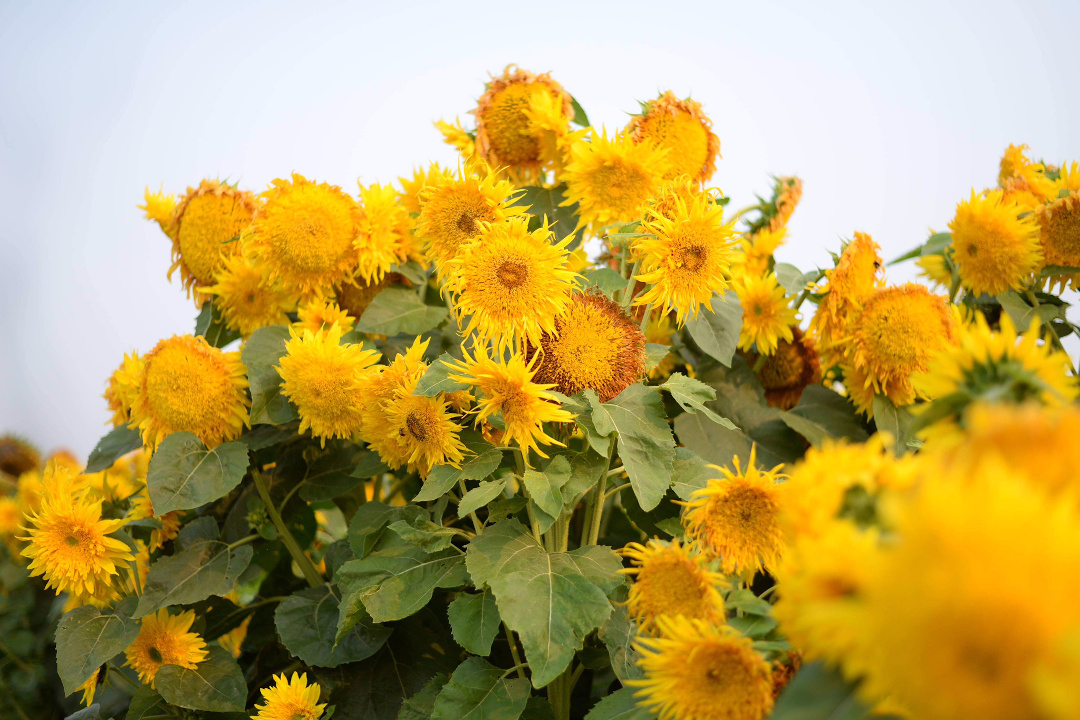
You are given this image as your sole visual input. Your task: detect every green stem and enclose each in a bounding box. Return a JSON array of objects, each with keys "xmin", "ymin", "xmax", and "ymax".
[
  {"xmin": 253, "ymin": 472, "xmax": 323, "ymax": 589},
  {"xmin": 638, "ymin": 303, "xmax": 653, "ymax": 332},
  {"xmin": 620, "ymin": 259, "xmax": 643, "ymax": 309},
  {"xmin": 106, "ymin": 663, "xmax": 141, "ymax": 696},
  {"xmin": 503, "ymin": 623, "xmax": 527, "ymax": 679},
  {"xmin": 1025, "ymin": 289, "xmax": 1079, "ymax": 377},
  {"xmin": 500, "ymin": 662, "xmax": 529, "ymax": 681},
  {"xmin": 226, "ymin": 534, "xmax": 259, "ymax": 551},
  {"xmin": 586, "ymin": 437, "xmax": 617, "ymax": 546},
  {"xmin": 279, "ymin": 480, "xmax": 305, "ymax": 513},
  {"xmin": 752, "ymin": 353, "xmax": 768, "ymax": 374},
  {"xmin": 791, "ymin": 288, "xmax": 810, "ymax": 312},
  {"xmin": 604, "ymin": 482, "xmax": 632, "ymax": 501}
]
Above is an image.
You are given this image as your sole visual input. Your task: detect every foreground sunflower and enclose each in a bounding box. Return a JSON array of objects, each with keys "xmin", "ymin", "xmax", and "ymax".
[
  {"xmin": 635, "ymin": 195, "xmax": 738, "ymax": 325},
  {"xmin": 129, "ymin": 334, "xmax": 250, "ymax": 450},
  {"xmin": 448, "ymin": 217, "xmax": 578, "ymax": 349},
  {"xmin": 138, "ymin": 186, "xmax": 176, "ymax": 236},
  {"xmin": 630, "ymin": 616, "xmax": 775, "ymax": 720},
  {"xmin": 125, "ymin": 609, "xmax": 208, "ymax": 687},
  {"xmin": 527, "ymin": 290, "xmax": 646, "ymax": 401},
  {"xmin": 103, "ymin": 351, "xmax": 144, "ymax": 427},
  {"xmin": 948, "ymin": 189, "xmax": 1042, "ymax": 296},
  {"xmin": 626, "ymin": 91, "xmax": 720, "ymax": 184},
  {"xmin": 998, "ymin": 143, "xmax": 1053, "ymax": 199},
  {"xmin": 201, "ymin": 251, "xmax": 296, "ymax": 337},
  {"xmin": 254, "ymin": 672, "xmax": 326, "ymax": 720},
  {"xmin": 620, "ymin": 539, "xmax": 727, "ymax": 634},
  {"xmin": 734, "ymin": 272, "xmax": 797, "ymax": 355}
]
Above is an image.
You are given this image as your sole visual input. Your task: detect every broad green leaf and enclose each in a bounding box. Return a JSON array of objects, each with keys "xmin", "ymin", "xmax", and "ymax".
[
  {"xmin": 584, "ymin": 268, "xmax": 627, "ymax": 297},
  {"xmin": 85, "ymin": 425, "xmax": 142, "ymax": 473},
  {"xmin": 726, "ymin": 588, "xmax": 773, "ymax": 616},
  {"xmin": 771, "ymin": 661, "xmax": 873, "ymax": 720},
  {"xmin": 55, "ymin": 597, "xmax": 140, "ymax": 695},
  {"xmin": 684, "ymin": 291, "xmax": 742, "ymax": 367},
  {"xmin": 1040, "ymin": 263, "xmax": 1080, "ymax": 278},
  {"xmin": 466, "ymin": 520, "xmax": 623, "ymax": 688},
  {"xmin": 358, "ymin": 287, "xmax": 448, "ymax": 336},
  {"xmin": 921, "ymin": 231, "xmax": 952, "ymax": 256},
  {"xmin": 670, "ymin": 447, "xmax": 710, "ymax": 501},
  {"xmin": 872, "ymin": 395, "xmax": 917, "ymax": 453},
  {"xmin": 728, "ymin": 614, "xmax": 778, "ymax": 639},
  {"xmin": 300, "ymin": 442, "xmax": 364, "ymax": 501},
  {"xmin": 779, "ymin": 385, "xmax": 869, "ymax": 446},
  {"xmin": 416, "ymin": 353, "xmax": 469, "ymax": 396},
  {"xmin": 517, "ymin": 184, "xmax": 579, "ymax": 244},
  {"xmin": 660, "ymin": 373, "xmax": 737, "ymax": 429},
  {"xmin": 275, "ymin": 585, "xmax": 391, "ymax": 667},
  {"xmin": 521, "ymin": 697, "xmax": 557, "ymax": 720},
  {"xmin": 521, "ymin": 455, "xmax": 571, "ymax": 518},
  {"xmin": 347, "ymin": 502, "xmax": 421, "ymax": 558},
  {"xmin": 125, "ymin": 685, "xmax": 167, "ymax": 720},
  {"xmin": 997, "ymin": 290, "xmax": 1061, "ymax": 329},
  {"xmin": 195, "ymin": 300, "xmax": 240, "ymax": 348},
  {"xmin": 63, "ymin": 707, "xmax": 107, "ymax": 720},
  {"xmin": 558, "ymin": 392, "xmax": 611, "ymax": 455},
  {"xmin": 430, "ymin": 657, "xmax": 530, "ymax": 720},
  {"xmin": 562, "ymin": 450, "xmax": 609, "ymax": 508},
  {"xmin": 773, "ymin": 262, "xmax": 805, "ymax": 294},
  {"xmin": 598, "ymin": 591, "xmax": 642, "ymax": 682},
  {"xmin": 337, "ymin": 545, "xmax": 467, "ymax": 626},
  {"xmin": 458, "ymin": 479, "xmax": 507, "ymax": 517},
  {"xmin": 239, "ymin": 422, "xmax": 299, "ymax": 450},
  {"xmin": 135, "ymin": 537, "xmax": 253, "ymax": 617},
  {"xmin": 589, "ymin": 386, "xmax": 674, "ymax": 511},
  {"xmin": 447, "ymin": 591, "xmax": 501, "ymax": 656},
  {"xmin": 146, "ymin": 432, "xmax": 249, "ymax": 514},
  {"xmin": 243, "ymin": 325, "xmax": 298, "ymax": 425},
  {"xmin": 675, "ymin": 411, "xmax": 753, "ymax": 474},
  {"xmin": 351, "ymin": 450, "xmax": 392, "ymax": 478},
  {"xmin": 414, "ymin": 432, "xmax": 504, "ymax": 502},
  {"xmin": 569, "ymin": 95, "xmax": 589, "ymax": 127},
  {"xmin": 389, "ymin": 517, "xmax": 458, "ymax": 553},
  {"xmin": 583, "ymin": 687, "xmax": 653, "ymax": 720},
  {"xmin": 397, "ymin": 674, "xmax": 450, "ymax": 720},
  {"xmin": 155, "ymin": 645, "xmax": 246, "ymax": 712},
  {"xmin": 644, "ymin": 343, "xmax": 672, "ymax": 374}
]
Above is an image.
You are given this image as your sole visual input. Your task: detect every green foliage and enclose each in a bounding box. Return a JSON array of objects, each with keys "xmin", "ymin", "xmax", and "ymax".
[
  {"xmin": 85, "ymin": 425, "xmax": 142, "ymax": 473},
  {"xmin": 771, "ymin": 661, "xmax": 874, "ymax": 720},
  {"xmin": 55, "ymin": 598, "xmax": 140, "ymax": 695},
  {"xmin": 146, "ymin": 431, "xmax": 249, "ymax": 513},
  {"xmin": 357, "ymin": 287, "xmax": 449, "ymax": 336},
  {"xmin": 275, "ymin": 585, "xmax": 391, "ymax": 667},
  {"xmin": 243, "ymin": 325, "xmax": 298, "ymax": 425},
  {"xmin": 684, "ymin": 291, "xmax": 743, "ymax": 367},
  {"xmin": 155, "ymin": 645, "xmax": 247, "ymax": 712},
  {"xmin": 195, "ymin": 300, "xmax": 241, "ymax": 348},
  {"xmin": 431, "ymin": 657, "xmax": 531, "ymax": 720},
  {"xmin": 448, "ymin": 591, "xmax": 501, "ymax": 656}
]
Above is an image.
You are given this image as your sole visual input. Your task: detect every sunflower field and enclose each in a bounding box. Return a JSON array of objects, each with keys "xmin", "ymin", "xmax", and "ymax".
[{"xmin": 3, "ymin": 64, "xmax": 1080, "ymax": 720}]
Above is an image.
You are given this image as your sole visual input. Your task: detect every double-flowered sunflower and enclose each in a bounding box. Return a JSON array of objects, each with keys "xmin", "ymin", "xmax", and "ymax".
[
  {"xmin": 734, "ymin": 272, "xmax": 797, "ymax": 356},
  {"xmin": 125, "ymin": 609, "xmax": 208, "ymax": 687},
  {"xmin": 620, "ymin": 539, "xmax": 727, "ymax": 634},
  {"xmin": 201, "ymin": 250, "xmax": 296, "ymax": 337},
  {"xmin": 103, "ymin": 351, "xmax": 144, "ymax": 427},
  {"xmin": 626, "ymin": 91, "xmax": 720, "ymax": 184},
  {"xmin": 254, "ymin": 672, "xmax": 327, "ymax": 720},
  {"xmin": 948, "ymin": 189, "xmax": 1042, "ymax": 296}
]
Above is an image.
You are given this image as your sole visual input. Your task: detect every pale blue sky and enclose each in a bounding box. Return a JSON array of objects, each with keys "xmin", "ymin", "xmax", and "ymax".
[{"xmin": 2, "ymin": 0, "xmax": 1078, "ymax": 457}]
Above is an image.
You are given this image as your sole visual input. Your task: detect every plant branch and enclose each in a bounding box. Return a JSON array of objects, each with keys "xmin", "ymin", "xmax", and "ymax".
[{"xmin": 253, "ymin": 471, "xmax": 323, "ymax": 589}]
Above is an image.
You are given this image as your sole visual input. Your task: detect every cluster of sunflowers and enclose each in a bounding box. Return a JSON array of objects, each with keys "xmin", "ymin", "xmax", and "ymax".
[{"xmin": 3, "ymin": 64, "xmax": 1080, "ymax": 720}]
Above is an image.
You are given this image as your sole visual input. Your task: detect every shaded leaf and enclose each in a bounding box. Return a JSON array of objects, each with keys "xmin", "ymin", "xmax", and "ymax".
[
  {"xmin": 726, "ymin": 588, "xmax": 773, "ymax": 616},
  {"xmin": 583, "ymin": 688, "xmax": 653, "ymax": 720},
  {"xmin": 352, "ymin": 450, "xmax": 392, "ymax": 478},
  {"xmin": 55, "ymin": 597, "xmax": 140, "ymax": 695},
  {"xmin": 584, "ymin": 268, "xmax": 627, "ymax": 297},
  {"xmin": 301, "ymin": 442, "xmax": 364, "ymax": 501},
  {"xmin": 146, "ymin": 432, "xmax": 249, "ymax": 514},
  {"xmin": 521, "ymin": 455, "xmax": 571, "ymax": 518},
  {"xmin": 669, "ymin": 447, "xmax": 709, "ymax": 501},
  {"xmin": 728, "ymin": 614, "xmax": 778, "ymax": 639},
  {"xmin": 124, "ymin": 686, "xmax": 167, "ymax": 720},
  {"xmin": 243, "ymin": 326, "xmax": 298, "ymax": 425},
  {"xmin": 135, "ymin": 537, "xmax": 253, "ymax": 617},
  {"xmin": 358, "ymin": 287, "xmax": 448, "ymax": 337},
  {"xmin": 85, "ymin": 425, "xmax": 142, "ymax": 473},
  {"xmin": 458, "ymin": 479, "xmax": 507, "ymax": 517},
  {"xmin": 517, "ymin": 184, "xmax": 578, "ymax": 244},
  {"xmin": 389, "ymin": 517, "xmax": 458, "ymax": 553},
  {"xmin": 684, "ymin": 291, "xmax": 742, "ymax": 367},
  {"xmin": 779, "ymin": 385, "xmax": 868, "ymax": 446},
  {"xmin": 644, "ymin": 343, "xmax": 672, "ymax": 374},
  {"xmin": 598, "ymin": 589, "xmax": 642, "ymax": 682},
  {"xmin": 195, "ymin": 301, "xmax": 240, "ymax": 348},
  {"xmin": 276, "ymin": 585, "xmax": 391, "ymax": 668},
  {"xmin": 872, "ymin": 395, "xmax": 916, "ymax": 453},
  {"xmin": 771, "ymin": 661, "xmax": 872, "ymax": 720},
  {"xmin": 397, "ymin": 674, "xmax": 450, "ymax": 720},
  {"xmin": 589, "ymin": 386, "xmax": 674, "ymax": 511},
  {"xmin": 155, "ymin": 645, "xmax": 246, "ymax": 712},
  {"xmin": 430, "ymin": 657, "xmax": 530, "ymax": 720},
  {"xmin": 336, "ymin": 545, "xmax": 467, "ymax": 626},
  {"xmin": 415, "ymin": 433, "xmax": 504, "ymax": 502},
  {"xmin": 447, "ymin": 591, "xmax": 501, "ymax": 656}
]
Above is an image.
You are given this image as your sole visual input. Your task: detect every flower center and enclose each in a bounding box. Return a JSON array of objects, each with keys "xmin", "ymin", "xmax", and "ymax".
[
  {"xmin": 496, "ymin": 260, "xmax": 529, "ymax": 289},
  {"xmin": 676, "ymin": 244, "xmax": 707, "ymax": 273},
  {"xmin": 405, "ymin": 412, "xmax": 429, "ymax": 441},
  {"xmin": 148, "ymin": 647, "xmax": 164, "ymax": 664}
]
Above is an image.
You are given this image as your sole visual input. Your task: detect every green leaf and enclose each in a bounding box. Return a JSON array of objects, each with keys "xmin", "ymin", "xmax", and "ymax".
[
  {"xmin": 276, "ymin": 585, "xmax": 391, "ymax": 667},
  {"xmin": 125, "ymin": 685, "xmax": 167, "ymax": 720},
  {"xmin": 63, "ymin": 707, "xmax": 107, "ymax": 720},
  {"xmin": 337, "ymin": 545, "xmax": 467, "ymax": 625},
  {"xmin": 660, "ymin": 373, "xmax": 737, "ymax": 429},
  {"xmin": 583, "ymin": 687, "xmax": 653, "ymax": 720},
  {"xmin": 1039, "ymin": 264, "xmax": 1080, "ymax": 278},
  {"xmin": 347, "ymin": 501, "xmax": 413, "ymax": 558},
  {"xmin": 674, "ymin": 411, "xmax": 752, "ymax": 474},
  {"xmin": 997, "ymin": 290, "xmax": 1061, "ymax": 329},
  {"xmin": 773, "ymin": 262, "xmax": 810, "ymax": 294},
  {"xmin": 55, "ymin": 598, "xmax": 140, "ymax": 695},
  {"xmin": 239, "ymin": 422, "xmax": 299, "ymax": 450},
  {"xmin": 195, "ymin": 301, "xmax": 240, "ymax": 348},
  {"xmin": 301, "ymin": 443, "xmax": 364, "ymax": 501},
  {"xmin": 134, "ymin": 532, "xmax": 253, "ymax": 617},
  {"xmin": 389, "ymin": 517, "xmax": 459, "ymax": 553},
  {"xmin": 414, "ymin": 432, "xmax": 504, "ymax": 502},
  {"xmin": 243, "ymin": 325, "xmax": 298, "ymax": 425},
  {"xmin": 85, "ymin": 425, "xmax": 142, "ymax": 473},
  {"xmin": 726, "ymin": 588, "xmax": 773, "ymax": 616},
  {"xmin": 458, "ymin": 479, "xmax": 508, "ymax": 517},
  {"xmin": 684, "ymin": 291, "xmax": 742, "ymax": 367},
  {"xmin": 779, "ymin": 385, "xmax": 869, "ymax": 446},
  {"xmin": 522, "ymin": 455, "xmax": 571, "ymax": 518},
  {"xmin": 352, "ymin": 451, "xmax": 392, "ymax": 479},
  {"xmin": 728, "ymin": 614, "xmax": 778, "ymax": 639},
  {"xmin": 569, "ymin": 94, "xmax": 589, "ymax": 127},
  {"xmin": 430, "ymin": 657, "xmax": 531, "ymax": 720},
  {"xmin": 584, "ymin": 268, "xmax": 627, "ymax": 297},
  {"xmin": 416, "ymin": 353, "xmax": 470, "ymax": 396},
  {"xmin": 146, "ymin": 432, "xmax": 249, "ymax": 514},
  {"xmin": 598, "ymin": 592, "xmax": 642, "ymax": 682},
  {"xmin": 872, "ymin": 395, "xmax": 916, "ymax": 453},
  {"xmin": 517, "ymin": 184, "xmax": 579, "ymax": 244},
  {"xmin": 155, "ymin": 645, "xmax": 246, "ymax": 712},
  {"xmin": 589, "ymin": 386, "xmax": 674, "ymax": 512},
  {"xmin": 466, "ymin": 520, "xmax": 623, "ymax": 688},
  {"xmin": 561, "ymin": 449, "xmax": 609, "ymax": 508},
  {"xmin": 559, "ymin": 392, "xmax": 611, "ymax": 455},
  {"xmin": 670, "ymin": 447, "xmax": 709, "ymax": 501},
  {"xmin": 358, "ymin": 287, "xmax": 449, "ymax": 336},
  {"xmin": 644, "ymin": 343, "xmax": 672, "ymax": 374},
  {"xmin": 447, "ymin": 591, "xmax": 501, "ymax": 656},
  {"xmin": 771, "ymin": 661, "xmax": 873, "ymax": 720},
  {"xmin": 397, "ymin": 674, "xmax": 450, "ymax": 720}
]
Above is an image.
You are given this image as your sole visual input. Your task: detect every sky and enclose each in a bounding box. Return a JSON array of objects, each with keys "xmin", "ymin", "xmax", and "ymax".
[{"xmin": 2, "ymin": 0, "xmax": 1079, "ymax": 458}]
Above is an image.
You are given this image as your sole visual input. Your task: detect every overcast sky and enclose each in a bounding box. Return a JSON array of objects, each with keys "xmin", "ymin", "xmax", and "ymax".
[{"xmin": 2, "ymin": 0, "xmax": 1079, "ymax": 458}]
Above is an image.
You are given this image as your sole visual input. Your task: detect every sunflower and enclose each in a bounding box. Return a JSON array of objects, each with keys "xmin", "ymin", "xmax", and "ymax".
[
  {"xmin": 416, "ymin": 166, "xmax": 524, "ymax": 275},
  {"xmin": 630, "ymin": 616, "xmax": 775, "ymax": 720},
  {"xmin": 808, "ymin": 232, "xmax": 884, "ymax": 369},
  {"xmin": 744, "ymin": 176, "xmax": 804, "ymax": 237},
  {"xmin": 20, "ymin": 464, "xmax": 132, "ymax": 598},
  {"xmin": 448, "ymin": 216, "xmax": 578, "ymax": 350},
  {"xmin": 448, "ymin": 345, "xmax": 573, "ymax": 461},
  {"xmin": 847, "ymin": 284, "xmax": 956, "ymax": 407},
  {"xmin": 200, "ymin": 251, "xmax": 296, "ymax": 337},
  {"xmin": 682, "ymin": 446, "xmax": 785, "ymax": 577},
  {"xmin": 357, "ymin": 338, "xmax": 430, "ymax": 461},
  {"xmin": 472, "ymin": 65, "xmax": 573, "ymax": 182},
  {"xmin": 138, "ymin": 186, "xmax": 177, "ymax": 235},
  {"xmin": 380, "ymin": 376, "xmax": 467, "ymax": 476},
  {"xmin": 634, "ymin": 195, "xmax": 737, "ymax": 325},
  {"xmin": 245, "ymin": 174, "xmax": 361, "ymax": 297},
  {"xmin": 998, "ymin": 143, "xmax": 1053, "ymax": 199},
  {"xmin": 626, "ymin": 91, "xmax": 720, "ymax": 184},
  {"xmin": 733, "ymin": 273, "xmax": 797, "ymax": 356},
  {"xmin": 857, "ymin": 471, "xmax": 1080, "ymax": 720},
  {"xmin": 356, "ymin": 182, "xmax": 413, "ymax": 282},
  {"xmin": 125, "ymin": 609, "xmax": 209, "ymax": 687},
  {"xmin": 0, "ymin": 435, "xmax": 39, "ymax": 478},
  {"xmin": 915, "ymin": 252, "xmax": 952, "ymax": 288},
  {"xmin": 253, "ymin": 672, "xmax": 326, "ymax": 720},
  {"xmin": 527, "ymin": 290, "xmax": 646, "ymax": 402},
  {"xmin": 1001, "ymin": 174, "xmax": 1045, "ymax": 214},
  {"xmin": 619, "ymin": 539, "xmax": 727, "ymax": 634},
  {"xmin": 749, "ymin": 327, "xmax": 822, "ymax": 409},
  {"xmin": 434, "ymin": 118, "xmax": 477, "ymax": 163},
  {"xmin": 277, "ymin": 324, "xmax": 380, "ymax": 447},
  {"xmin": 735, "ymin": 227, "xmax": 786, "ymax": 277},
  {"xmin": 1035, "ymin": 192, "xmax": 1080, "ymax": 270},
  {"xmin": 218, "ymin": 613, "xmax": 252, "ymax": 659},
  {"xmin": 102, "ymin": 352, "xmax": 144, "ymax": 427},
  {"xmin": 948, "ymin": 189, "xmax": 1042, "ymax": 296},
  {"xmin": 129, "ymin": 335, "xmax": 250, "ymax": 450},
  {"xmin": 74, "ymin": 667, "xmax": 101, "ymax": 707},
  {"xmin": 398, "ymin": 163, "xmax": 452, "ymax": 215},
  {"xmin": 293, "ymin": 297, "xmax": 355, "ymax": 335},
  {"xmin": 561, "ymin": 128, "xmax": 670, "ymax": 232},
  {"xmin": 129, "ymin": 494, "xmax": 181, "ymax": 551}
]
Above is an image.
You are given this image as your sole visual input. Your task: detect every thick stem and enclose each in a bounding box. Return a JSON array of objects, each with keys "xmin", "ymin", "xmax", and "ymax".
[
  {"xmin": 620, "ymin": 260, "xmax": 643, "ymax": 309},
  {"xmin": 638, "ymin": 303, "xmax": 653, "ymax": 332},
  {"xmin": 253, "ymin": 472, "xmax": 323, "ymax": 589},
  {"xmin": 1025, "ymin": 289, "xmax": 1079, "ymax": 377},
  {"xmin": 503, "ymin": 623, "xmax": 527, "ymax": 679},
  {"xmin": 586, "ymin": 437, "xmax": 617, "ymax": 546}
]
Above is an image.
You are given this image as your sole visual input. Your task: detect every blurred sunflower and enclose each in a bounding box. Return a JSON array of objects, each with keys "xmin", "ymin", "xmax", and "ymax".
[
  {"xmin": 125, "ymin": 609, "xmax": 208, "ymax": 687},
  {"xmin": 809, "ymin": 231, "xmax": 884, "ymax": 369},
  {"xmin": 620, "ymin": 539, "xmax": 727, "ymax": 634},
  {"xmin": 103, "ymin": 351, "xmax": 144, "ymax": 427},
  {"xmin": 751, "ymin": 327, "xmax": 821, "ymax": 409},
  {"xmin": 0, "ymin": 434, "xmax": 39, "ymax": 478},
  {"xmin": 1036, "ymin": 192, "xmax": 1080, "ymax": 270},
  {"xmin": 626, "ymin": 91, "xmax": 720, "ymax": 184}
]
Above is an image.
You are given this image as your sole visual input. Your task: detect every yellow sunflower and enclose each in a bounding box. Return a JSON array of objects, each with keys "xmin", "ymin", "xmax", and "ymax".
[
  {"xmin": 138, "ymin": 186, "xmax": 177, "ymax": 235},
  {"xmin": 20, "ymin": 464, "xmax": 132, "ymax": 598},
  {"xmin": 104, "ymin": 351, "xmax": 144, "ymax": 427},
  {"xmin": 750, "ymin": 326, "xmax": 822, "ymax": 410},
  {"xmin": 619, "ymin": 539, "xmax": 727, "ymax": 634},
  {"xmin": 634, "ymin": 195, "xmax": 738, "ymax": 325},
  {"xmin": 561, "ymin": 128, "xmax": 670, "ymax": 232},
  {"xmin": 809, "ymin": 231, "xmax": 884, "ymax": 370},
  {"xmin": 683, "ymin": 446, "xmax": 785, "ymax": 577},
  {"xmin": 129, "ymin": 335, "xmax": 250, "ymax": 450},
  {"xmin": 277, "ymin": 324, "xmax": 380, "ymax": 446},
  {"xmin": 948, "ymin": 189, "xmax": 1042, "ymax": 296},
  {"xmin": 357, "ymin": 338, "xmax": 430, "ymax": 461},
  {"xmin": 1001, "ymin": 174, "xmax": 1046, "ymax": 214},
  {"xmin": 735, "ymin": 226, "xmax": 786, "ymax": 277},
  {"xmin": 200, "ymin": 251, "xmax": 296, "ymax": 338},
  {"xmin": 0, "ymin": 435, "xmax": 39, "ymax": 478},
  {"xmin": 380, "ymin": 375, "xmax": 468, "ymax": 476},
  {"xmin": 626, "ymin": 91, "xmax": 720, "ymax": 184},
  {"xmin": 733, "ymin": 272, "xmax": 797, "ymax": 356},
  {"xmin": 998, "ymin": 143, "xmax": 1054, "ymax": 200},
  {"xmin": 434, "ymin": 118, "xmax": 477, "ymax": 163},
  {"xmin": 745, "ymin": 176, "xmax": 804, "ymax": 236},
  {"xmin": 293, "ymin": 297, "xmax": 355, "ymax": 335},
  {"xmin": 245, "ymin": 174, "xmax": 361, "ymax": 297},
  {"xmin": 356, "ymin": 182, "xmax": 414, "ymax": 282},
  {"xmin": 1035, "ymin": 192, "xmax": 1080, "ymax": 270},
  {"xmin": 74, "ymin": 667, "xmax": 101, "ymax": 708},
  {"xmin": 448, "ymin": 345, "xmax": 574, "ymax": 461},
  {"xmin": 125, "ymin": 609, "xmax": 208, "ymax": 687},
  {"xmin": 526, "ymin": 290, "xmax": 646, "ymax": 402},
  {"xmin": 630, "ymin": 616, "xmax": 775, "ymax": 720},
  {"xmin": 398, "ymin": 163, "xmax": 452, "ymax": 215},
  {"xmin": 448, "ymin": 216, "xmax": 578, "ymax": 350},
  {"xmin": 254, "ymin": 672, "xmax": 326, "ymax": 720}
]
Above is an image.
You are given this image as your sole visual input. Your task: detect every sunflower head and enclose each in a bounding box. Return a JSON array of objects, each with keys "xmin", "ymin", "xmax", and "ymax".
[
  {"xmin": 104, "ymin": 351, "xmax": 144, "ymax": 428},
  {"xmin": 634, "ymin": 194, "xmax": 737, "ymax": 325},
  {"xmin": 750, "ymin": 326, "xmax": 822, "ymax": 409},
  {"xmin": 130, "ymin": 335, "xmax": 250, "ymax": 450},
  {"xmin": 200, "ymin": 250, "xmax": 296, "ymax": 338},
  {"xmin": 125, "ymin": 609, "xmax": 209, "ymax": 687},
  {"xmin": 630, "ymin": 616, "xmax": 775, "ymax": 720},
  {"xmin": 0, "ymin": 434, "xmax": 40, "ymax": 477},
  {"xmin": 129, "ymin": 494, "xmax": 181, "ymax": 552},
  {"xmin": 998, "ymin": 143, "xmax": 1053, "ymax": 200},
  {"xmin": 294, "ymin": 297, "xmax": 355, "ymax": 335},
  {"xmin": 247, "ymin": 174, "xmax": 362, "ymax": 297},
  {"xmin": 380, "ymin": 376, "xmax": 468, "ymax": 476},
  {"xmin": 809, "ymin": 231, "xmax": 884, "ymax": 369},
  {"xmin": 356, "ymin": 182, "xmax": 415, "ymax": 282},
  {"xmin": 734, "ymin": 272, "xmax": 797, "ymax": 356},
  {"xmin": 735, "ymin": 226, "xmax": 787, "ymax": 277},
  {"xmin": 627, "ymin": 91, "xmax": 720, "ymax": 184},
  {"xmin": 435, "ymin": 118, "xmax": 478, "ymax": 164},
  {"xmin": 948, "ymin": 189, "xmax": 1042, "ymax": 296},
  {"xmin": 357, "ymin": 337, "xmax": 431, "ymax": 459},
  {"xmin": 254, "ymin": 672, "xmax": 326, "ymax": 720},
  {"xmin": 744, "ymin": 176, "xmax": 804, "ymax": 237},
  {"xmin": 335, "ymin": 274, "xmax": 395, "ymax": 319},
  {"xmin": 399, "ymin": 163, "xmax": 452, "ymax": 215},
  {"xmin": 1036, "ymin": 191, "xmax": 1080, "ymax": 270},
  {"xmin": 139, "ymin": 186, "xmax": 177, "ymax": 235},
  {"xmin": 619, "ymin": 539, "xmax": 727, "ymax": 634}
]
